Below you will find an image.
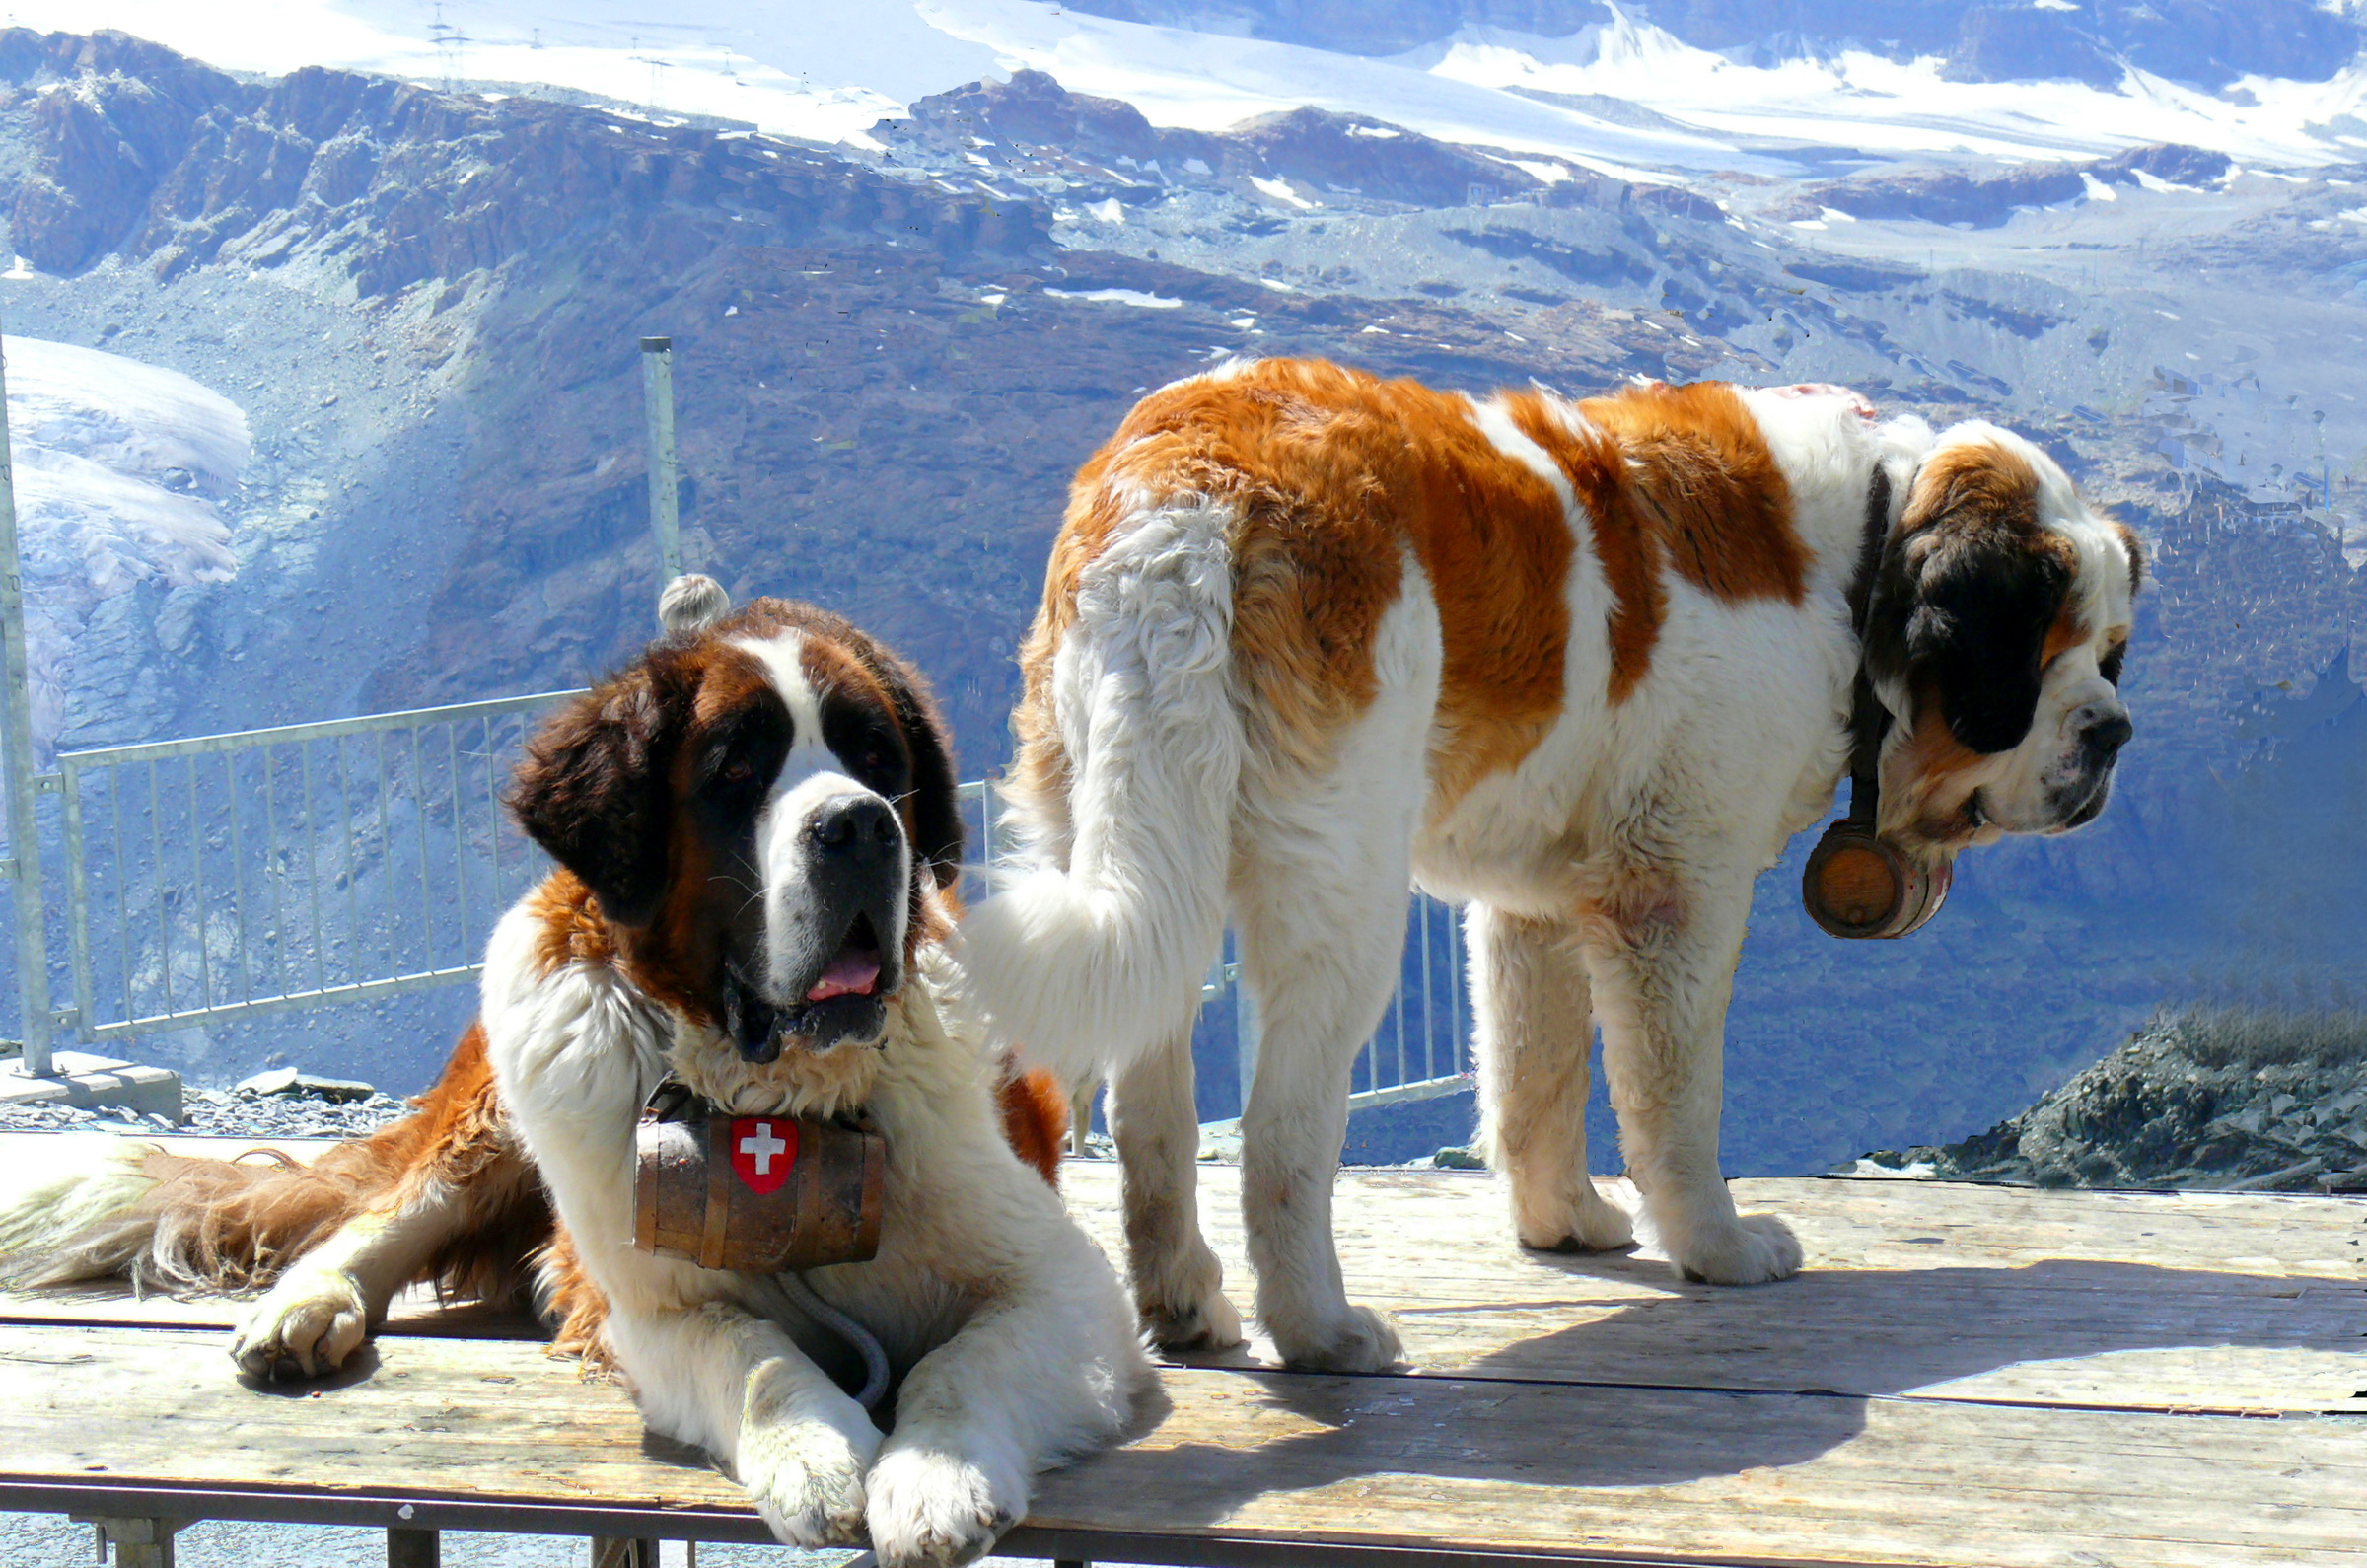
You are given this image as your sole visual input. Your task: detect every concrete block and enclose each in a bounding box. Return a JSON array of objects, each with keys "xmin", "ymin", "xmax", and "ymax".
[{"xmin": 0, "ymin": 1050, "xmax": 182, "ymax": 1121}]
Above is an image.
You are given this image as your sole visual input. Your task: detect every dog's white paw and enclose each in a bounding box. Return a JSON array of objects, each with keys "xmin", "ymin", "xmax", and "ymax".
[
  {"xmin": 739, "ymin": 1413, "xmax": 875, "ymax": 1548},
  {"xmin": 230, "ymin": 1270, "xmax": 368, "ymax": 1379},
  {"xmin": 1266, "ymin": 1302, "xmax": 1402, "ymax": 1374},
  {"xmin": 1676, "ymin": 1213, "xmax": 1804, "ymax": 1286},
  {"xmin": 865, "ymin": 1446, "xmax": 1019, "ymax": 1568},
  {"xmin": 1512, "ymin": 1184, "xmax": 1636, "ymax": 1253},
  {"xmin": 1137, "ymin": 1281, "xmax": 1245, "ymax": 1352}
]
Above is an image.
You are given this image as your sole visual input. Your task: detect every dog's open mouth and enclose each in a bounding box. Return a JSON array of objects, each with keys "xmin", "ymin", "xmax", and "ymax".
[
  {"xmin": 723, "ymin": 915, "xmax": 893, "ymax": 1064},
  {"xmin": 804, "ymin": 916, "xmax": 882, "ymax": 1002}
]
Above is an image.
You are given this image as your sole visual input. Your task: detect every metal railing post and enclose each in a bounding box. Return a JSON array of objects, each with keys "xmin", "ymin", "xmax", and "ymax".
[
  {"xmin": 0, "ymin": 329, "xmax": 57, "ymax": 1077},
  {"xmin": 1234, "ymin": 942, "xmax": 1259, "ymax": 1115},
  {"xmin": 640, "ymin": 336, "xmax": 681, "ymax": 581}
]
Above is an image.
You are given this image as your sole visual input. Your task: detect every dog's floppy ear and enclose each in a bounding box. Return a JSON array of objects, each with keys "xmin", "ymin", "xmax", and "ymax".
[
  {"xmin": 509, "ymin": 662, "xmax": 683, "ymax": 926},
  {"xmin": 1865, "ymin": 442, "xmax": 2072, "ymax": 755},
  {"xmin": 843, "ymin": 630, "xmax": 964, "ymax": 890}
]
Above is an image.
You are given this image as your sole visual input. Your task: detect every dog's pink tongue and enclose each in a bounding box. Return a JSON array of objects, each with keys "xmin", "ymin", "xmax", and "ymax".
[{"xmin": 805, "ymin": 950, "xmax": 881, "ymax": 1002}]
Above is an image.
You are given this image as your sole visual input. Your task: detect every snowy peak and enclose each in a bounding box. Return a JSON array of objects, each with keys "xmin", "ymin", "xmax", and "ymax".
[
  {"xmin": 883, "ymin": 68, "xmax": 1551, "ymax": 209},
  {"xmin": 1063, "ymin": 1, "xmax": 2364, "ymax": 89}
]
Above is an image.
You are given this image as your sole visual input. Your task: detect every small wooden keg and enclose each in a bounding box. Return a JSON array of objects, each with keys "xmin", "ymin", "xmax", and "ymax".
[
  {"xmin": 1801, "ymin": 820, "xmax": 1952, "ymax": 940},
  {"xmin": 633, "ymin": 1082, "xmax": 886, "ymax": 1273}
]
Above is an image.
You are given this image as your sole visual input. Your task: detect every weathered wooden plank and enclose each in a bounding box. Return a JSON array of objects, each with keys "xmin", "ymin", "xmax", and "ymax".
[
  {"xmin": 0, "ymin": 1280, "xmax": 544, "ymax": 1339},
  {"xmin": 6, "ymin": 1135, "xmax": 2360, "ymax": 1414},
  {"xmin": 2, "ymin": 1321, "xmax": 2362, "ymax": 1568},
  {"xmin": 1055, "ymin": 1164, "xmax": 2367, "ymax": 1414}
]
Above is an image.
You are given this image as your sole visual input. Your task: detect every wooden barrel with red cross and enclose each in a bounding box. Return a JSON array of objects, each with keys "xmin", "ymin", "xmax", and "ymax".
[{"xmin": 632, "ymin": 1087, "xmax": 886, "ymax": 1273}]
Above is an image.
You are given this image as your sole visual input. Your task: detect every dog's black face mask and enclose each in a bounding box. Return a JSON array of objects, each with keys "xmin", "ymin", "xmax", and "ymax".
[
  {"xmin": 1862, "ymin": 434, "xmax": 2142, "ymax": 849},
  {"xmin": 510, "ymin": 596, "xmax": 965, "ymax": 1063}
]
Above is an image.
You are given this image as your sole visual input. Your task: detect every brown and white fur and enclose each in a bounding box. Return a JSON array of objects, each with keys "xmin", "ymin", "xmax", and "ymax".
[
  {"xmin": 1, "ymin": 584, "xmax": 1146, "ymax": 1566},
  {"xmin": 961, "ymin": 359, "xmax": 2143, "ymax": 1373}
]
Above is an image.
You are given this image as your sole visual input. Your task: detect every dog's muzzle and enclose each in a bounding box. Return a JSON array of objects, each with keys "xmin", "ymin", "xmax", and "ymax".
[{"xmin": 732, "ymin": 795, "xmax": 906, "ymax": 1063}]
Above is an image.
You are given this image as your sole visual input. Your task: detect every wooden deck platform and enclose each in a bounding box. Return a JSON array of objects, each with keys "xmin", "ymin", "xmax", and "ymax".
[{"xmin": 4, "ymin": 1134, "xmax": 2363, "ymax": 1566}]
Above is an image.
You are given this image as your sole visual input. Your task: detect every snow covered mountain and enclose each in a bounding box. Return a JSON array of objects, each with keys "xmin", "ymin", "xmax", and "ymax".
[{"xmin": 14, "ymin": 0, "xmax": 2367, "ymax": 173}]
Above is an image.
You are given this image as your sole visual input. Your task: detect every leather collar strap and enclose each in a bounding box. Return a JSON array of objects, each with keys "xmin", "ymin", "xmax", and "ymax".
[{"xmin": 1842, "ymin": 466, "xmax": 1893, "ymax": 828}]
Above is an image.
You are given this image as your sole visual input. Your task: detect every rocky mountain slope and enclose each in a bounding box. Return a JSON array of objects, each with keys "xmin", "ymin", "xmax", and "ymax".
[{"xmin": 1859, "ymin": 1007, "xmax": 2367, "ymax": 1192}]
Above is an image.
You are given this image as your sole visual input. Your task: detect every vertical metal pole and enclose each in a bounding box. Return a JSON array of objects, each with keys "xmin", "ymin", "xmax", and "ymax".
[
  {"xmin": 386, "ymin": 1526, "xmax": 441, "ymax": 1568},
  {"xmin": 0, "ymin": 330, "xmax": 55, "ymax": 1076},
  {"xmin": 641, "ymin": 336, "xmax": 682, "ymax": 583},
  {"xmin": 1233, "ymin": 934, "xmax": 1260, "ymax": 1119}
]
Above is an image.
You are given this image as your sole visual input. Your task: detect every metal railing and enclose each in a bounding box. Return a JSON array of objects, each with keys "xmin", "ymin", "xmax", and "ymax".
[
  {"xmin": 955, "ymin": 780, "xmax": 1471, "ymax": 1126},
  {"xmin": 15, "ymin": 751, "xmax": 1470, "ymax": 1118},
  {"xmin": 49, "ymin": 690, "xmax": 585, "ymax": 1041}
]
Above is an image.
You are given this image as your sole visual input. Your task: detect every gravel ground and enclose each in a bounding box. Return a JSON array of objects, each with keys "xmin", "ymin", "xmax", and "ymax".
[{"xmin": 0, "ymin": 1083, "xmax": 415, "ymax": 1139}]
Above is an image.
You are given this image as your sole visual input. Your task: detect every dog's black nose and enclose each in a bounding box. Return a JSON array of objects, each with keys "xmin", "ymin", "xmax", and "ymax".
[
  {"xmin": 811, "ymin": 795, "xmax": 899, "ymax": 853},
  {"xmin": 2078, "ymin": 708, "xmax": 2133, "ymax": 760}
]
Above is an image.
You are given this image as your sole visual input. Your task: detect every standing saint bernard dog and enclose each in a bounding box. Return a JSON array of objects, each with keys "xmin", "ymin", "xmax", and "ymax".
[
  {"xmin": 963, "ymin": 358, "xmax": 2143, "ymax": 1374},
  {"xmin": 0, "ymin": 588, "xmax": 1151, "ymax": 1567}
]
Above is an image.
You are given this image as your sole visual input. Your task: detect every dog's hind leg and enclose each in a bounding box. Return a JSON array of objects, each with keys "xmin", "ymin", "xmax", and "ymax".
[
  {"xmin": 1228, "ymin": 572, "xmax": 1438, "ymax": 1374},
  {"xmin": 1108, "ymin": 1020, "xmax": 1243, "ymax": 1349},
  {"xmin": 1579, "ymin": 858, "xmax": 1802, "ymax": 1287},
  {"xmin": 1470, "ymin": 904, "xmax": 1633, "ymax": 1254},
  {"xmin": 1233, "ymin": 828, "xmax": 1417, "ymax": 1373}
]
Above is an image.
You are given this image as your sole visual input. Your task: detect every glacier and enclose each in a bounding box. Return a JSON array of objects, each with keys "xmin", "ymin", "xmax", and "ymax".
[{"xmin": 5, "ymin": 335, "xmax": 248, "ymax": 758}]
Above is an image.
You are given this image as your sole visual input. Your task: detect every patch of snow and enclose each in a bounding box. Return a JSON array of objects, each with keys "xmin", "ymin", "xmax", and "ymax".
[
  {"xmin": 1507, "ymin": 158, "xmax": 1571, "ymax": 184},
  {"xmin": 1345, "ymin": 123, "xmax": 1400, "ymax": 138},
  {"xmin": 1087, "ymin": 196, "xmax": 1125, "ymax": 223},
  {"xmin": 2080, "ymin": 171, "xmax": 2120, "ymax": 200},
  {"xmin": 1043, "ymin": 286, "xmax": 1183, "ymax": 309},
  {"xmin": 1255, "ymin": 277, "xmax": 1296, "ymax": 292},
  {"xmin": 4, "ymin": 336, "xmax": 248, "ymax": 755},
  {"xmin": 1421, "ymin": 14, "xmax": 2367, "ymax": 170},
  {"xmin": 1249, "ymin": 175, "xmax": 1315, "ymax": 208}
]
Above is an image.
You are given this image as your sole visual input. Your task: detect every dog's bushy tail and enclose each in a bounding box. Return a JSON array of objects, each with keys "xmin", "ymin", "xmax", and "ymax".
[
  {"xmin": 0, "ymin": 1132, "xmax": 396, "ymax": 1294},
  {"xmin": 962, "ymin": 498, "xmax": 1242, "ymax": 1083}
]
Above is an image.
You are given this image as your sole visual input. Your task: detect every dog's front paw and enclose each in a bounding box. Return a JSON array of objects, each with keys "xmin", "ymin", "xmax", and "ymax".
[
  {"xmin": 1266, "ymin": 1302, "xmax": 1402, "ymax": 1374},
  {"xmin": 1138, "ymin": 1282, "xmax": 1245, "ymax": 1352},
  {"xmin": 865, "ymin": 1446, "xmax": 1020, "ymax": 1568},
  {"xmin": 1676, "ymin": 1213, "xmax": 1804, "ymax": 1286},
  {"xmin": 230, "ymin": 1269, "xmax": 368, "ymax": 1379},
  {"xmin": 739, "ymin": 1414, "xmax": 874, "ymax": 1547},
  {"xmin": 1512, "ymin": 1184, "xmax": 1635, "ymax": 1254}
]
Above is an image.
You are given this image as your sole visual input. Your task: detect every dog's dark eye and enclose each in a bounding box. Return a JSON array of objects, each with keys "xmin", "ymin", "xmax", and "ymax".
[{"xmin": 722, "ymin": 759, "xmax": 753, "ymax": 784}]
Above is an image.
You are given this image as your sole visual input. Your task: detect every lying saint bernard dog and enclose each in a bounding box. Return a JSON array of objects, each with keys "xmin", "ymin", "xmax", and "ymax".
[
  {"xmin": 0, "ymin": 586, "xmax": 1151, "ymax": 1566},
  {"xmin": 963, "ymin": 358, "xmax": 2143, "ymax": 1373}
]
